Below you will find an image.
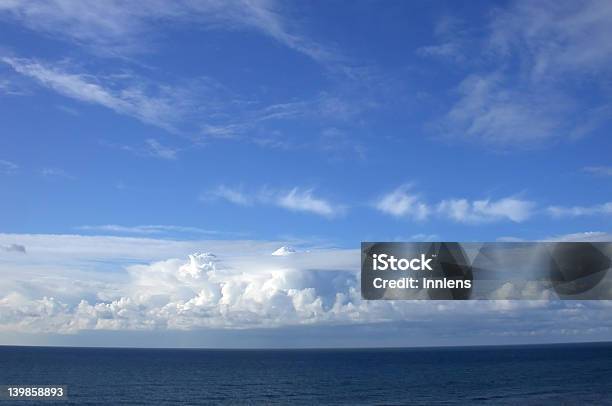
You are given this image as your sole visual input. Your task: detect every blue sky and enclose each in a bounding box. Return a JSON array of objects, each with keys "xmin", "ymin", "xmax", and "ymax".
[
  {"xmin": 0, "ymin": 0, "xmax": 611, "ymax": 347},
  {"xmin": 1, "ymin": 0, "xmax": 610, "ymax": 244}
]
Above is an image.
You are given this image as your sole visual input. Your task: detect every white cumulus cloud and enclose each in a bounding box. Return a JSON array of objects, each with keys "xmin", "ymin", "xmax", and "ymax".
[
  {"xmin": 375, "ymin": 186, "xmax": 534, "ymax": 223},
  {"xmin": 275, "ymin": 188, "xmax": 344, "ymax": 218},
  {"xmin": 438, "ymin": 197, "xmax": 535, "ymax": 223},
  {"xmin": 375, "ymin": 185, "xmax": 430, "ymax": 220},
  {"xmin": 0, "ymin": 233, "xmax": 611, "ymax": 346}
]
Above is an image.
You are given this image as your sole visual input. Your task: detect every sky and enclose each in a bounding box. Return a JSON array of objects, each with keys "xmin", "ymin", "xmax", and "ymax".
[{"xmin": 0, "ymin": 0, "xmax": 611, "ymax": 348}]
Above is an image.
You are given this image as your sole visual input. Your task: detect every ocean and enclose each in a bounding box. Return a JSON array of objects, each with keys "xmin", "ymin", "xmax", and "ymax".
[{"xmin": 1, "ymin": 343, "xmax": 611, "ymax": 404}]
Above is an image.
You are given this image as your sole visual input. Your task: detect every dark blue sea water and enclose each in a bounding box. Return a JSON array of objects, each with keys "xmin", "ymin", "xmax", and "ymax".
[{"xmin": 1, "ymin": 343, "xmax": 611, "ymax": 405}]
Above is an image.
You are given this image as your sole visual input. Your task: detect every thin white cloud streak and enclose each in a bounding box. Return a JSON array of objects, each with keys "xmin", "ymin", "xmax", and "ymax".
[
  {"xmin": 3, "ymin": 56, "xmax": 365, "ymax": 150},
  {"xmin": 2, "ymin": 57, "xmax": 188, "ymax": 132},
  {"xmin": 0, "ymin": 233, "xmax": 287, "ymax": 266},
  {"xmin": 0, "ymin": 159, "xmax": 18, "ymax": 174},
  {"xmin": 144, "ymin": 139, "xmax": 177, "ymax": 160},
  {"xmin": 542, "ymin": 231, "xmax": 612, "ymax": 242},
  {"xmin": 438, "ymin": 197, "xmax": 535, "ymax": 223},
  {"xmin": 207, "ymin": 186, "xmax": 346, "ymax": 218},
  {"xmin": 208, "ymin": 186, "xmax": 251, "ymax": 206},
  {"xmin": 497, "ymin": 231, "xmax": 612, "ymax": 243},
  {"xmin": 276, "ymin": 188, "xmax": 344, "ymax": 218},
  {"xmin": 375, "ymin": 186, "xmax": 534, "ymax": 223},
  {"xmin": 41, "ymin": 167, "xmax": 75, "ymax": 180},
  {"xmin": 200, "ymin": 93, "xmax": 366, "ymax": 142},
  {"xmin": 105, "ymin": 138, "xmax": 182, "ymax": 161},
  {"xmin": 584, "ymin": 166, "xmax": 612, "ymax": 177},
  {"xmin": 76, "ymin": 225, "xmax": 221, "ymax": 236},
  {"xmin": 547, "ymin": 203, "xmax": 612, "ymax": 218},
  {"xmin": 0, "ymin": 0, "xmax": 334, "ymax": 63},
  {"xmin": 416, "ymin": 15, "xmax": 467, "ymax": 63}
]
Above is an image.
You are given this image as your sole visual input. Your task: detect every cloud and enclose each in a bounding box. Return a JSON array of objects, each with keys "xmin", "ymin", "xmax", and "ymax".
[
  {"xmin": 200, "ymin": 93, "xmax": 368, "ymax": 144},
  {"xmin": 41, "ymin": 167, "xmax": 75, "ymax": 180},
  {"xmin": 0, "ymin": 234, "xmax": 360, "ymax": 333},
  {"xmin": 275, "ymin": 188, "xmax": 344, "ymax": 218},
  {"xmin": 500, "ymin": 231, "xmax": 612, "ymax": 243},
  {"xmin": 416, "ymin": 15, "xmax": 467, "ymax": 62},
  {"xmin": 0, "ymin": 77, "xmax": 28, "ymax": 96},
  {"xmin": 0, "ymin": 0, "xmax": 333, "ymax": 63},
  {"xmin": 144, "ymin": 139, "xmax": 177, "ymax": 160},
  {"xmin": 417, "ymin": 42, "xmax": 463, "ymax": 60},
  {"xmin": 0, "ymin": 159, "xmax": 18, "ymax": 174},
  {"xmin": 437, "ymin": 0, "xmax": 612, "ymax": 147},
  {"xmin": 375, "ymin": 185, "xmax": 430, "ymax": 220},
  {"xmin": 583, "ymin": 166, "xmax": 612, "ymax": 177},
  {"xmin": 208, "ymin": 185, "xmax": 251, "ymax": 206},
  {"xmin": 542, "ymin": 231, "xmax": 612, "ymax": 242},
  {"xmin": 271, "ymin": 246, "xmax": 296, "ymax": 256},
  {"xmin": 105, "ymin": 138, "xmax": 181, "ymax": 160},
  {"xmin": 1, "ymin": 244, "xmax": 26, "ymax": 254},
  {"xmin": 375, "ymin": 186, "xmax": 534, "ymax": 223},
  {"xmin": 547, "ymin": 202, "xmax": 612, "ymax": 218},
  {"xmin": 488, "ymin": 0, "xmax": 612, "ymax": 78},
  {"xmin": 206, "ymin": 186, "xmax": 345, "ymax": 218},
  {"xmin": 76, "ymin": 224, "xmax": 220, "ymax": 236},
  {"xmin": 2, "ymin": 57, "xmax": 195, "ymax": 132},
  {"xmin": 438, "ymin": 197, "xmax": 535, "ymax": 223},
  {"xmin": 1, "ymin": 233, "xmax": 612, "ymax": 344},
  {"xmin": 442, "ymin": 73, "xmax": 571, "ymax": 146},
  {"xmin": 3, "ymin": 56, "xmax": 367, "ymax": 152}
]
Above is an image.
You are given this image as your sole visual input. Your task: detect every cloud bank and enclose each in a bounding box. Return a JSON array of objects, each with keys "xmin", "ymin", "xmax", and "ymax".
[{"xmin": 1, "ymin": 233, "xmax": 611, "ymax": 348}]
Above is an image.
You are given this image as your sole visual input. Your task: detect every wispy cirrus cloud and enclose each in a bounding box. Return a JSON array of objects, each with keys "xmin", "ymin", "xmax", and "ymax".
[
  {"xmin": 3, "ymin": 56, "xmax": 370, "ymax": 153},
  {"xmin": 1, "ymin": 57, "xmax": 200, "ymax": 132},
  {"xmin": 583, "ymin": 166, "xmax": 612, "ymax": 177},
  {"xmin": 143, "ymin": 139, "xmax": 178, "ymax": 160},
  {"xmin": 441, "ymin": 73, "xmax": 571, "ymax": 146},
  {"xmin": 416, "ymin": 15, "xmax": 468, "ymax": 63},
  {"xmin": 103, "ymin": 138, "xmax": 181, "ymax": 160},
  {"xmin": 275, "ymin": 188, "xmax": 344, "ymax": 218},
  {"xmin": 76, "ymin": 224, "xmax": 220, "ymax": 236},
  {"xmin": 433, "ymin": 0, "xmax": 612, "ymax": 147},
  {"xmin": 0, "ymin": 2, "xmax": 384, "ymax": 156},
  {"xmin": 41, "ymin": 167, "xmax": 75, "ymax": 180},
  {"xmin": 0, "ymin": 0, "xmax": 335, "ymax": 63},
  {"xmin": 0, "ymin": 159, "xmax": 18, "ymax": 174},
  {"xmin": 205, "ymin": 185, "xmax": 346, "ymax": 218},
  {"xmin": 547, "ymin": 202, "xmax": 612, "ymax": 218},
  {"xmin": 488, "ymin": 0, "xmax": 612, "ymax": 78},
  {"xmin": 207, "ymin": 185, "xmax": 251, "ymax": 206}
]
